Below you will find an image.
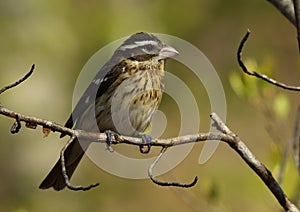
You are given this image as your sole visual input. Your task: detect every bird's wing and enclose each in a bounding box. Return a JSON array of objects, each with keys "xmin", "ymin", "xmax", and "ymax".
[{"xmin": 60, "ymin": 57, "xmax": 123, "ymax": 136}]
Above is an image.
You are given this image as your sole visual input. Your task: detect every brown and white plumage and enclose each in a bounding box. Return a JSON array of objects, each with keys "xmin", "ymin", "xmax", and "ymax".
[{"xmin": 39, "ymin": 32, "xmax": 178, "ymax": 190}]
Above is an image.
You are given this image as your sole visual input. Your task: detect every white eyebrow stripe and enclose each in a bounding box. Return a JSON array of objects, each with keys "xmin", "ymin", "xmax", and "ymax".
[
  {"xmin": 119, "ymin": 44, "xmax": 137, "ymax": 50},
  {"xmin": 119, "ymin": 40, "xmax": 158, "ymax": 51},
  {"xmin": 134, "ymin": 40, "xmax": 158, "ymax": 46}
]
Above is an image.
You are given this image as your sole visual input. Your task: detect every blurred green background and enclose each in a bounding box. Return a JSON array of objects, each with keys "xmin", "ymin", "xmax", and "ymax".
[{"xmin": 0, "ymin": 0, "xmax": 300, "ymax": 211}]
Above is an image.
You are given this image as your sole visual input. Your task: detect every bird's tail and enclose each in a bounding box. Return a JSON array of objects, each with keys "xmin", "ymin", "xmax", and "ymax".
[{"xmin": 39, "ymin": 138, "xmax": 87, "ymax": 191}]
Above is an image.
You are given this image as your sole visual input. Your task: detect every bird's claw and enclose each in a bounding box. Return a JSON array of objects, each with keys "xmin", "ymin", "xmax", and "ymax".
[
  {"xmin": 139, "ymin": 134, "xmax": 153, "ymax": 154},
  {"xmin": 105, "ymin": 130, "xmax": 119, "ymax": 152}
]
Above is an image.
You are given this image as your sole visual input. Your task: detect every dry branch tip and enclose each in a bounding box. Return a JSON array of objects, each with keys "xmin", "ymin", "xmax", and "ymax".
[
  {"xmin": 148, "ymin": 147, "xmax": 198, "ymax": 188},
  {"xmin": 60, "ymin": 135, "xmax": 100, "ymax": 191},
  {"xmin": 0, "ymin": 64, "xmax": 35, "ymax": 94},
  {"xmin": 237, "ymin": 30, "xmax": 300, "ymax": 91}
]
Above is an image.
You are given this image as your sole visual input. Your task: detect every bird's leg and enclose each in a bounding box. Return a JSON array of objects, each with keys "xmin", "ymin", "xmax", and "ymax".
[
  {"xmin": 104, "ymin": 130, "xmax": 119, "ymax": 152},
  {"xmin": 139, "ymin": 134, "xmax": 153, "ymax": 154}
]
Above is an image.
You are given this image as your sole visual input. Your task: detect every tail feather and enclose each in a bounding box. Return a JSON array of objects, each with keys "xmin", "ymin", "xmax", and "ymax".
[{"xmin": 39, "ymin": 139, "xmax": 86, "ymax": 191}]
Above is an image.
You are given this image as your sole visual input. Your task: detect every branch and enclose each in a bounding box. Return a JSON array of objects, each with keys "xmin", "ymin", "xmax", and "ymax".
[
  {"xmin": 293, "ymin": 107, "xmax": 300, "ymax": 175},
  {"xmin": 267, "ymin": 0, "xmax": 300, "ymax": 53},
  {"xmin": 210, "ymin": 113, "xmax": 299, "ymax": 212},
  {"xmin": 148, "ymin": 147, "xmax": 198, "ymax": 187},
  {"xmin": 293, "ymin": 0, "xmax": 300, "ymax": 52},
  {"xmin": 0, "ymin": 105, "xmax": 232, "ymax": 146},
  {"xmin": 0, "ymin": 105, "xmax": 75, "ymax": 136},
  {"xmin": 267, "ymin": 0, "xmax": 296, "ymax": 26},
  {"xmin": 0, "ymin": 105, "xmax": 298, "ymax": 211},
  {"xmin": 0, "ymin": 64, "xmax": 35, "ymax": 95},
  {"xmin": 237, "ymin": 30, "xmax": 300, "ymax": 91},
  {"xmin": 60, "ymin": 135, "xmax": 100, "ymax": 191},
  {"xmin": 0, "ymin": 68, "xmax": 299, "ymax": 211}
]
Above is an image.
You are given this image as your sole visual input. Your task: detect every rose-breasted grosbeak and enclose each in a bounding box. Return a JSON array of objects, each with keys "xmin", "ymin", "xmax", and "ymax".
[{"xmin": 39, "ymin": 32, "xmax": 178, "ymax": 190}]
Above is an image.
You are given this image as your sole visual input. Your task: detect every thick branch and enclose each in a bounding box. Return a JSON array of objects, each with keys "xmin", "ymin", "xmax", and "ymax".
[
  {"xmin": 211, "ymin": 113, "xmax": 299, "ymax": 212},
  {"xmin": 267, "ymin": 0, "xmax": 296, "ymax": 26},
  {"xmin": 267, "ymin": 0, "xmax": 300, "ymax": 53},
  {"xmin": 0, "ymin": 105, "xmax": 298, "ymax": 211},
  {"xmin": 0, "ymin": 105, "xmax": 232, "ymax": 146},
  {"xmin": 1, "ymin": 67, "xmax": 299, "ymax": 210},
  {"xmin": 293, "ymin": 0, "xmax": 300, "ymax": 52}
]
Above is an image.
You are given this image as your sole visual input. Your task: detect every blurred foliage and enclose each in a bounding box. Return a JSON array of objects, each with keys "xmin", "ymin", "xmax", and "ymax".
[
  {"xmin": 229, "ymin": 57, "xmax": 299, "ymax": 207},
  {"xmin": 230, "ymin": 57, "xmax": 291, "ymax": 120},
  {"xmin": 0, "ymin": 0, "xmax": 300, "ymax": 212},
  {"xmin": 273, "ymin": 93, "xmax": 290, "ymax": 119}
]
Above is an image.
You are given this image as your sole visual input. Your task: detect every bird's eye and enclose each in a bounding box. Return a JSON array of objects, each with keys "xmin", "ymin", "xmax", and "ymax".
[
  {"xmin": 143, "ymin": 45, "xmax": 154, "ymax": 53},
  {"xmin": 129, "ymin": 54, "xmax": 153, "ymax": 61}
]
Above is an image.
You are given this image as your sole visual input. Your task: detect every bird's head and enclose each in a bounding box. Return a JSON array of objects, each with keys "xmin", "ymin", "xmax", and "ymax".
[{"xmin": 116, "ymin": 32, "xmax": 179, "ymax": 62}]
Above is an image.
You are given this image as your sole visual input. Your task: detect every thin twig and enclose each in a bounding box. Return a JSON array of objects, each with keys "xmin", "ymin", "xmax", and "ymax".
[
  {"xmin": 10, "ymin": 114, "xmax": 21, "ymax": 134},
  {"xmin": 60, "ymin": 135, "xmax": 99, "ymax": 191},
  {"xmin": 0, "ymin": 64, "xmax": 35, "ymax": 95},
  {"xmin": 278, "ymin": 140, "xmax": 291, "ymax": 184},
  {"xmin": 210, "ymin": 113, "xmax": 235, "ymax": 135},
  {"xmin": 293, "ymin": 106, "xmax": 300, "ymax": 175},
  {"xmin": 237, "ymin": 30, "xmax": 300, "ymax": 91},
  {"xmin": 148, "ymin": 147, "xmax": 198, "ymax": 188}
]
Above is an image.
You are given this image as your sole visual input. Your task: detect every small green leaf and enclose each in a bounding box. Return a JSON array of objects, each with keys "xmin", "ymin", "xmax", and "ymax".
[
  {"xmin": 273, "ymin": 93, "xmax": 290, "ymax": 119},
  {"xmin": 229, "ymin": 72, "xmax": 246, "ymax": 98}
]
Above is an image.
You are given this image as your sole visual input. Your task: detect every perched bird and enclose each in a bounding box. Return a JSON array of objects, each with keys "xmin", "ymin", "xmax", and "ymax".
[{"xmin": 39, "ymin": 32, "xmax": 179, "ymax": 191}]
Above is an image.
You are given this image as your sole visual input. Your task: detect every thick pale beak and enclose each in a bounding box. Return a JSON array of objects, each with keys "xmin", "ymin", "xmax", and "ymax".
[{"xmin": 158, "ymin": 45, "xmax": 179, "ymax": 60}]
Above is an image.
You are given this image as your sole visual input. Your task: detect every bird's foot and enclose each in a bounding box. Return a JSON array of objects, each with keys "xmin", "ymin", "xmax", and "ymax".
[
  {"xmin": 139, "ymin": 134, "xmax": 153, "ymax": 154},
  {"xmin": 104, "ymin": 130, "xmax": 119, "ymax": 152}
]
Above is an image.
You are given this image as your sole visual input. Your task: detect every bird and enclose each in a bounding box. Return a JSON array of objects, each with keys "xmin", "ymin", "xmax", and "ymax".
[{"xmin": 39, "ymin": 32, "xmax": 179, "ymax": 191}]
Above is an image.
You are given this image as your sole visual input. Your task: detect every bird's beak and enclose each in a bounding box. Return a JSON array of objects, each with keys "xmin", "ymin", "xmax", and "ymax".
[{"xmin": 158, "ymin": 45, "xmax": 179, "ymax": 60}]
